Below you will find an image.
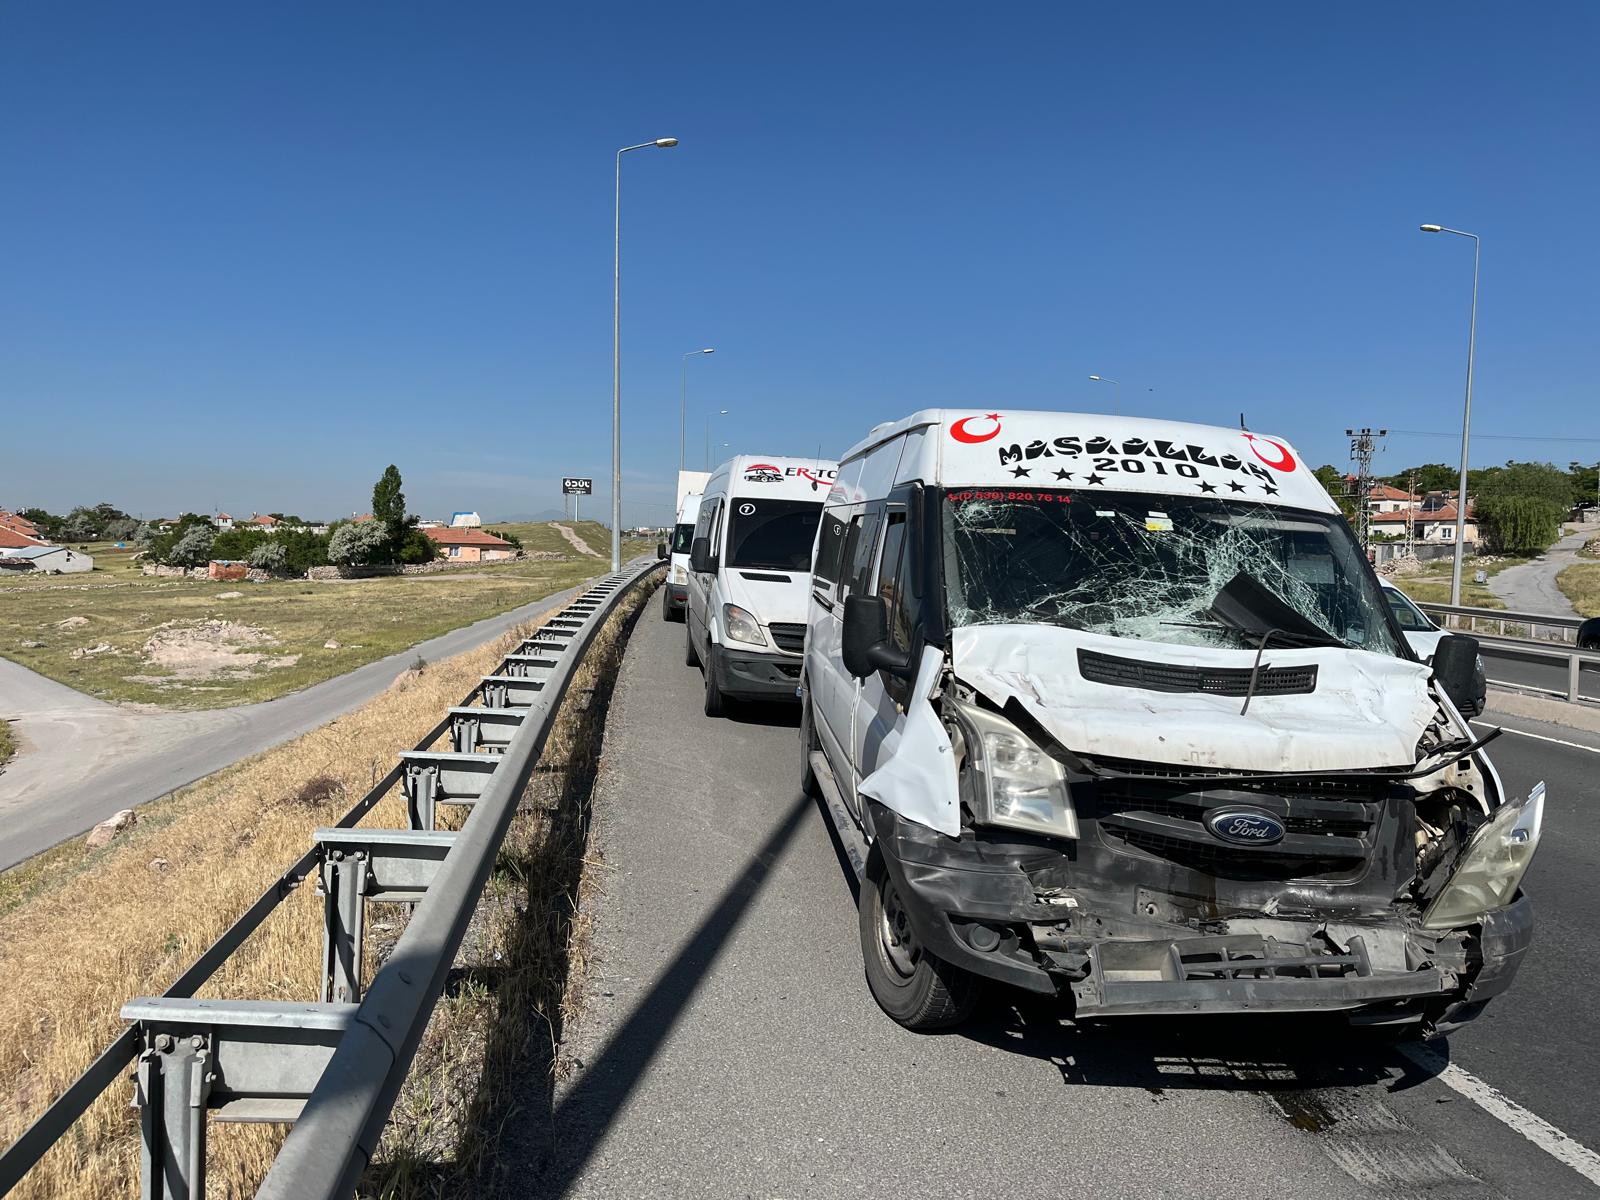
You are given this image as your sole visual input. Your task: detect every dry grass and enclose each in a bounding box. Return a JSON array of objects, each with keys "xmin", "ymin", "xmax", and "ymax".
[
  {"xmin": 0, "ymin": 718, "xmax": 14, "ymax": 767},
  {"xmin": 363, "ymin": 583, "xmax": 653, "ymax": 1197},
  {"xmin": 0, "ymin": 593, "xmax": 612, "ymax": 1199},
  {"xmin": 1557, "ymin": 563, "xmax": 1600, "ymax": 617}
]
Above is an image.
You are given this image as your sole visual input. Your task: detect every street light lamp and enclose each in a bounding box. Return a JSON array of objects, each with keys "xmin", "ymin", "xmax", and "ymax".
[
  {"xmin": 705, "ymin": 409, "xmax": 729, "ymax": 470},
  {"xmin": 612, "ymin": 136, "xmax": 678, "ymax": 571},
  {"xmin": 1089, "ymin": 375, "xmax": 1121, "ymax": 411},
  {"xmin": 1419, "ymin": 223, "xmax": 1481, "ymax": 606},
  {"xmin": 680, "ymin": 348, "xmax": 715, "ymax": 471}
]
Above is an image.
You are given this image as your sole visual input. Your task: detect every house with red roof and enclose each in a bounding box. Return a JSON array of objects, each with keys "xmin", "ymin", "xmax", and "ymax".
[{"xmin": 421, "ymin": 526, "xmax": 516, "ymax": 563}]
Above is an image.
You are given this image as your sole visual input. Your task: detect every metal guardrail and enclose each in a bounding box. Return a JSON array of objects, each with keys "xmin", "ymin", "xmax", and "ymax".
[
  {"xmin": 1416, "ymin": 601, "xmax": 1597, "ymax": 704},
  {"xmin": 1417, "ymin": 600, "xmax": 1582, "ymax": 643},
  {"xmin": 0, "ymin": 559, "xmax": 661, "ymax": 1199}
]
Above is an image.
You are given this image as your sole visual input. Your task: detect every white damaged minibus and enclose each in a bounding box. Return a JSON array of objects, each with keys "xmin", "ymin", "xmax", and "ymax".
[
  {"xmin": 801, "ymin": 409, "xmax": 1543, "ymax": 1031},
  {"xmin": 686, "ymin": 454, "xmax": 838, "ymax": 715}
]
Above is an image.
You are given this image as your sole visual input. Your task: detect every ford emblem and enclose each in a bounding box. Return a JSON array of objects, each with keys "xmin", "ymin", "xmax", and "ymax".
[{"xmin": 1205, "ymin": 809, "xmax": 1286, "ymax": 846}]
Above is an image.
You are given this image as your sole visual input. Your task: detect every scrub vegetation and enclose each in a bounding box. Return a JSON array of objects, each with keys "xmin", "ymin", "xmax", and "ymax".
[
  {"xmin": 0, "ymin": 581, "xmax": 651, "ymax": 1199},
  {"xmin": 0, "ymin": 719, "xmax": 14, "ymax": 767},
  {"xmin": 0, "ymin": 556, "xmax": 603, "ymax": 709},
  {"xmin": 1390, "ymin": 556, "xmax": 1528, "ymax": 609},
  {"xmin": 1556, "ymin": 562, "xmax": 1600, "ymax": 617}
]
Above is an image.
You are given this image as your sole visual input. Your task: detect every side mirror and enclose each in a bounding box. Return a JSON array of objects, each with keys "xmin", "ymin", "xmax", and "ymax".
[
  {"xmin": 1579, "ymin": 617, "xmax": 1600, "ymax": 651},
  {"xmin": 842, "ymin": 594, "xmax": 915, "ymax": 681},
  {"xmin": 689, "ymin": 536, "xmax": 717, "ymax": 574},
  {"xmin": 1433, "ymin": 633, "xmax": 1481, "ymax": 713},
  {"xmin": 656, "ymin": 542, "xmax": 668, "ymax": 561}
]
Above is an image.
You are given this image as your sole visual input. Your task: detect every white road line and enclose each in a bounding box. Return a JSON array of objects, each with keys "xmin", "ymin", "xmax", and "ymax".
[
  {"xmin": 1471, "ymin": 720, "xmax": 1600, "ymax": 755},
  {"xmin": 1399, "ymin": 1043, "xmax": 1600, "ymax": 1187}
]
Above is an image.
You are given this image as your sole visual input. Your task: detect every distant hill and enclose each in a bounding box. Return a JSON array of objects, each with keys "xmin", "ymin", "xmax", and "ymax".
[{"xmin": 490, "ymin": 509, "xmax": 568, "ymax": 524}]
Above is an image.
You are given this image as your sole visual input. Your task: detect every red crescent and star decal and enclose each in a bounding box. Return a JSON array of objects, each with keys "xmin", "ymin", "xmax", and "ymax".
[
  {"xmin": 1242, "ymin": 433, "xmax": 1297, "ymax": 473},
  {"xmin": 950, "ymin": 413, "xmax": 1003, "ymax": 444}
]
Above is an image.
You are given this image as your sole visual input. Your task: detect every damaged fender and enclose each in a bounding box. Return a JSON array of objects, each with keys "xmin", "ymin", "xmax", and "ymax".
[{"xmin": 857, "ymin": 646, "xmax": 961, "ymax": 837}]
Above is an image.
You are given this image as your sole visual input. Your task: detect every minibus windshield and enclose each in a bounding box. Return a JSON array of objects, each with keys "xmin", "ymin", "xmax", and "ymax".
[
  {"xmin": 671, "ymin": 523, "xmax": 694, "ymax": 554},
  {"xmin": 941, "ymin": 489, "xmax": 1402, "ymax": 655},
  {"xmin": 727, "ymin": 498, "xmax": 824, "ymax": 571}
]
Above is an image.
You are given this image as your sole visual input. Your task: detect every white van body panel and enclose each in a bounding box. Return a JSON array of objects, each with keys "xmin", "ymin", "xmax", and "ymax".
[
  {"xmin": 855, "ymin": 646, "xmax": 960, "ymax": 836},
  {"xmin": 688, "ymin": 454, "xmax": 838, "ymax": 703}
]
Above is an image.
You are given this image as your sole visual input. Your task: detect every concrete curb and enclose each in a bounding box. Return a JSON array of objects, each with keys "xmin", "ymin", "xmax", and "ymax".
[{"xmin": 1484, "ymin": 687, "xmax": 1600, "ymax": 736}]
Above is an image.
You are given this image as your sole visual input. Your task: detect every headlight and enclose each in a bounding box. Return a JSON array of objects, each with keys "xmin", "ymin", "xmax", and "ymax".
[
  {"xmin": 1422, "ymin": 781, "xmax": 1545, "ymax": 929},
  {"xmin": 955, "ymin": 703, "xmax": 1078, "ymax": 839},
  {"xmin": 722, "ymin": 603, "xmax": 765, "ymax": 647}
]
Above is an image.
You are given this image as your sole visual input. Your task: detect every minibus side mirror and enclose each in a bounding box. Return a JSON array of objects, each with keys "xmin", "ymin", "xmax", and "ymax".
[
  {"xmin": 842, "ymin": 595, "xmax": 915, "ymax": 681},
  {"xmin": 1433, "ymin": 633, "xmax": 1481, "ymax": 713},
  {"xmin": 689, "ymin": 536, "xmax": 717, "ymax": 574},
  {"xmin": 656, "ymin": 542, "xmax": 668, "ymax": 561}
]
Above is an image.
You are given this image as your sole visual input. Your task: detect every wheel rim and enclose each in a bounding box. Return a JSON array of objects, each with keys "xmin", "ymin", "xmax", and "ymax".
[{"xmin": 877, "ymin": 879, "xmax": 921, "ymax": 979}]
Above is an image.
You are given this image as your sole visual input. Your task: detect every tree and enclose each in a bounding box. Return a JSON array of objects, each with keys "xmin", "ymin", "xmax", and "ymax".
[
  {"xmin": 17, "ymin": 508, "xmax": 63, "ymax": 539},
  {"xmin": 1474, "ymin": 461, "xmax": 1570, "ymax": 554},
  {"xmin": 169, "ymin": 524, "xmax": 216, "ymax": 567},
  {"xmin": 396, "ymin": 527, "xmax": 441, "ymax": 565},
  {"xmin": 145, "ymin": 513, "xmax": 215, "ymax": 565},
  {"xmin": 1385, "ymin": 464, "xmax": 1460, "ymax": 495},
  {"xmin": 1312, "ymin": 465, "xmax": 1357, "ymax": 519},
  {"xmin": 329, "ymin": 519, "xmax": 391, "ymax": 566},
  {"xmin": 249, "ymin": 542, "xmax": 289, "ymax": 572},
  {"xmin": 487, "ymin": 528, "xmax": 524, "ymax": 550},
  {"xmin": 371, "ymin": 466, "xmax": 407, "ymax": 553}
]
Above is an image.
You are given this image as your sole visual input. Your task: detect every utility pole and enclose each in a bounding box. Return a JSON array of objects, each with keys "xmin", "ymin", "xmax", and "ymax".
[
  {"xmin": 1346, "ymin": 427, "xmax": 1388, "ymax": 554},
  {"xmin": 1405, "ymin": 467, "xmax": 1419, "ymax": 559}
]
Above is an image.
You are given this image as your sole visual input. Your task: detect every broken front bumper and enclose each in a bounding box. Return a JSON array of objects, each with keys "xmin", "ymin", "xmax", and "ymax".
[{"xmin": 868, "ymin": 803, "xmax": 1533, "ymax": 1026}]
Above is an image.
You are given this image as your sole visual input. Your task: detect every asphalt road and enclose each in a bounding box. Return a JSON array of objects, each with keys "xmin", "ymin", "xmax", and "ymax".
[
  {"xmin": 520, "ymin": 612, "xmax": 1600, "ymax": 1200},
  {"xmin": 0, "ymin": 578, "xmax": 592, "ymax": 869},
  {"xmin": 1480, "ymin": 642, "xmax": 1600, "ymax": 704},
  {"xmin": 1487, "ymin": 530, "xmax": 1589, "ymax": 616}
]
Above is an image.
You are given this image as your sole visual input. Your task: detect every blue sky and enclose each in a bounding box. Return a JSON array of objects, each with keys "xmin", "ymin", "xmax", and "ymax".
[{"xmin": 3, "ymin": 2, "xmax": 1596, "ymax": 524}]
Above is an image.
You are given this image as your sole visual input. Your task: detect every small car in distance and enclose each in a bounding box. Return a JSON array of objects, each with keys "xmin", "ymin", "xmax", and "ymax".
[{"xmin": 1379, "ymin": 578, "xmax": 1486, "ymax": 716}]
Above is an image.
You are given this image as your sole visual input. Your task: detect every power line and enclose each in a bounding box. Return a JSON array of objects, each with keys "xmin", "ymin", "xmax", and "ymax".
[{"xmin": 1384, "ymin": 429, "xmax": 1600, "ymax": 444}]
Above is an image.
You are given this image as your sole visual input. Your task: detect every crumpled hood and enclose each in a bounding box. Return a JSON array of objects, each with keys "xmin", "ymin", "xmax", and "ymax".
[
  {"xmin": 721, "ymin": 568, "xmax": 811, "ymax": 631},
  {"xmin": 952, "ymin": 624, "xmax": 1437, "ymax": 773}
]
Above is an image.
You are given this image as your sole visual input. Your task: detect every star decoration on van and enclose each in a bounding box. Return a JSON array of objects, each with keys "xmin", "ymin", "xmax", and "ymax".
[
  {"xmin": 1053, "ymin": 469, "xmax": 1074, "ymax": 481},
  {"xmin": 1010, "ymin": 465, "xmax": 1031, "ymax": 478},
  {"xmin": 1086, "ymin": 472, "xmax": 1106, "ymax": 485},
  {"xmin": 1227, "ymin": 481, "xmax": 1247, "ymax": 493},
  {"xmin": 1198, "ymin": 481, "xmax": 1217, "ymax": 493},
  {"xmin": 1261, "ymin": 483, "xmax": 1279, "ymax": 496}
]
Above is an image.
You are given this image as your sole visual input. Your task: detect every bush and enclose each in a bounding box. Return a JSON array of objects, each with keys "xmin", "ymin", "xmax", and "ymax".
[
  {"xmin": 168, "ymin": 525, "xmax": 215, "ymax": 567},
  {"xmin": 329, "ymin": 520, "xmax": 390, "ymax": 566},
  {"xmin": 249, "ymin": 542, "xmax": 289, "ymax": 572},
  {"xmin": 397, "ymin": 527, "xmax": 441, "ymax": 565},
  {"xmin": 488, "ymin": 528, "xmax": 523, "ymax": 550},
  {"xmin": 212, "ymin": 528, "xmax": 269, "ymax": 561},
  {"xmin": 277, "ymin": 529, "xmax": 331, "ymax": 574}
]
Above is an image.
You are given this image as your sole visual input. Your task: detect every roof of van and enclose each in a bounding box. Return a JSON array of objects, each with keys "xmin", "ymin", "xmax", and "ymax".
[{"xmin": 835, "ymin": 408, "xmax": 1336, "ymax": 514}]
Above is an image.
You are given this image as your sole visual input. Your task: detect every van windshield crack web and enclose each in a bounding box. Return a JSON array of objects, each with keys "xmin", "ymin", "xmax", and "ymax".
[{"xmin": 942, "ymin": 490, "xmax": 1394, "ymax": 653}]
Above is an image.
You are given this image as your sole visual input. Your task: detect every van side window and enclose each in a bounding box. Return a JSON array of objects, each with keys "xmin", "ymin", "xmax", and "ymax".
[
  {"xmin": 877, "ymin": 512, "xmax": 913, "ymax": 653},
  {"xmin": 813, "ymin": 510, "xmax": 847, "ymax": 590},
  {"xmin": 839, "ymin": 506, "xmax": 883, "ymax": 602}
]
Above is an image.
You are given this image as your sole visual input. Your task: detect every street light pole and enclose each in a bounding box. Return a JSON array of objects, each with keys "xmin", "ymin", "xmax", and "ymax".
[
  {"xmin": 1089, "ymin": 375, "xmax": 1121, "ymax": 412},
  {"xmin": 613, "ymin": 136, "xmax": 677, "ymax": 571},
  {"xmin": 1420, "ymin": 224, "xmax": 1480, "ymax": 606},
  {"xmin": 705, "ymin": 409, "xmax": 729, "ymax": 470},
  {"xmin": 680, "ymin": 348, "xmax": 715, "ymax": 472}
]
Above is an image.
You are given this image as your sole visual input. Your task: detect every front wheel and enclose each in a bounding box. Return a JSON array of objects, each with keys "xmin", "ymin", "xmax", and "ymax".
[
  {"xmin": 859, "ymin": 852, "xmax": 978, "ymax": 1030},
  {"xmin": 662, "ymin": 588, "xmax": 680, "ymax": 622},
  {"xmin": 799, "ymin": 692, "xmax": 821, "ymax": 798},
  {"xmin": 685, "ymin": 617, "xmax": 701, "ymax": 667},
  {"xmin": 703, "ymin": 646, "xmax": 728, "ymax": 717}
]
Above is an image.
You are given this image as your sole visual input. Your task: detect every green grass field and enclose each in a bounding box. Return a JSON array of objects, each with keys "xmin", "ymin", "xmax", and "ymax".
[
  {"xmin": 1390, "ymin": 554, "xmax": 1529, "ymax": 609},
  {"xmin": 0, "ymin": 719, "xmax": 13, "ymax": 767},
  {"xmin": 0, "ymin": 525, "xmax": 623, "ymax": 709},
  {"xmin": 1557, "ymin": 563, "xmax": 1600, "ymax": 616}
]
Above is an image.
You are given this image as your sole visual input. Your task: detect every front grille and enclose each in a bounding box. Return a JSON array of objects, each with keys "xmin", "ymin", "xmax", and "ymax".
[
  {"xmin": 1078, "ymin": 649, "xmax": 1317, "ymax": 697},
  {"xmin": 767, "ymin": 623, "xmax": 806, "ymax": 654},
  {"xmin": 1106, "ymin": 828, "xmax": 1363, "ymax": 880}
]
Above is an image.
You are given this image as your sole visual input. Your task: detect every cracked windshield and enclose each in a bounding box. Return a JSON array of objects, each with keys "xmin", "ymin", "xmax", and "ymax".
[{"xmin": 942, "ymin": 489, "xmax": 1402, "ymax": 655}]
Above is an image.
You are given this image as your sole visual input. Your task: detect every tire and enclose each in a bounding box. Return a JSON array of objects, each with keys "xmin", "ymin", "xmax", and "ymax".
[
  {"xmin": 685, "ymin": 617, "xmax": 701, "ymax": 667},
  {"xmin": 859, "ymin": 851, "xmax": 978, "ymax": 1030},
  {"xmin": 703, "ymin": 645, "xmax": 727, "ymax": 717},
  {"xmin": 799, "ymin": 692, "xmax": 821, "ymax": 798},
  {"xmin": 662, "ymin": 588, "xmax": 677, "ymax": 622}
]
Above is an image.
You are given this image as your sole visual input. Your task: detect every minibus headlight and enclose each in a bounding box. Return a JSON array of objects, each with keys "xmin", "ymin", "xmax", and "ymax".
[
  {"xmin": 722, "ymin": 603, "xmax": 766, "ymax": 647},
  {"xmin": 955, "ymin": 703, "xmax": 1078, "ymax": 839},
  {"xmin": 1422, "ymin": 782, "xmax": 1545, "ymax": 930}
]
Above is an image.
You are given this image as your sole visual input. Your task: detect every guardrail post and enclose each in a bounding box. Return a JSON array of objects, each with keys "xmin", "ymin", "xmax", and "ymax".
[
  {"xmin": 319, "ymin": 850, "xmax": 369, "ymax": 1005},
  {"xmin": 1571, "ymin": 654, "xmax": 1582, "ymax": 703},
  {"xmin": 452, "ymin": 715, "xmax": 479, "ymax": 754},
  {"xmin": 404, "ymin": 764, "xmax": 438, "ymax": 832},
  {"xmin": 135, "ymin": 1030, "xmax": 211, "ymax": 1200}
]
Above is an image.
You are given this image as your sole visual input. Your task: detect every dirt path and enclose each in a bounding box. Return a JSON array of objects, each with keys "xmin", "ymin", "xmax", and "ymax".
[
  {"xmin": 552, "ymin": 522, "xmax": 603, "ymax": 558},
  {"xmin": 0, "ymin": 579, "xmax": 595, "ymax": 869},
  {"xmin": 1487, "ymin": 529, "xmax": 1589, "ymax": 617}
]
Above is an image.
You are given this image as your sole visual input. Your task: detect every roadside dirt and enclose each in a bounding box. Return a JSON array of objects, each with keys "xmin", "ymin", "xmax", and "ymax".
[
  {"xmin": 137, "ymin": 619, "xmax": 299, "ymax": 681},
  {"xmin": 551, "ymin": 523, "xmax": 602, "ymax": 559}
]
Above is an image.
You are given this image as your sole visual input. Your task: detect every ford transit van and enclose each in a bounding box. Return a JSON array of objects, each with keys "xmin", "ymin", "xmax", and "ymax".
[
  {"xmin": 686, "ymin": 455, "xmax": 838, "ymax": 716},
  {"xmin": 801, "ymin": 410, "xmax": 1541, "ymax": 1031}
]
